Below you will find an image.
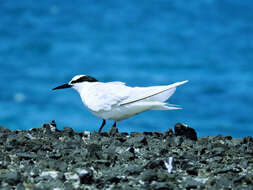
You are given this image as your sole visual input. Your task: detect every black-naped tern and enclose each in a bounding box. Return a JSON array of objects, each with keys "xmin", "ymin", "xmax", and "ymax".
[{"xmin": 53, "ymin": 75, "xmax": 188, "ymax": 132}]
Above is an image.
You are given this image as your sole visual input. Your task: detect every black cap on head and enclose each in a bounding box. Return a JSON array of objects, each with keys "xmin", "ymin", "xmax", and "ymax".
[{"xmin": 70, "ymin": 75, "xmax": 98, "ymax": 84}]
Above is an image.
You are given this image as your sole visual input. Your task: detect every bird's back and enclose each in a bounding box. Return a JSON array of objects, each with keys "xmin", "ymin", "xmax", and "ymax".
[{"xmin": 80, "ymin": 82, "xmax": 132, "ymax": 112}]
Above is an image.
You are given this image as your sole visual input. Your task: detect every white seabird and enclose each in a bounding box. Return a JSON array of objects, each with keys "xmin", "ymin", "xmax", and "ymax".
[{"xmin": 53, "ymin": 75, "xmax": 188, "ymax": 132}]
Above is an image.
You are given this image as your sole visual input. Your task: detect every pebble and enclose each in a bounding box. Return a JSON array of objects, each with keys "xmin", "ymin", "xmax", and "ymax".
[{"xmin": 0, "ymin": 121, "xmax": 252, "ymax": 189}]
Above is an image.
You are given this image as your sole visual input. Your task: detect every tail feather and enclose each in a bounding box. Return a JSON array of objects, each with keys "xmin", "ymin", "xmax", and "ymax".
[{"xmin": 151, "ymin": 102, "xmax": 182, "ymax": 110}]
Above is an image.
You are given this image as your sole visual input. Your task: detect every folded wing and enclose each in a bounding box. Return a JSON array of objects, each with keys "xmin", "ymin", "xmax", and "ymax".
[
  {"xmin": 83, "ymin": 82, "xmax": 131, "ymax": 112},
  {"xmin": 120, "ymin": 80, "xmax": 188, "ymax": 106}
]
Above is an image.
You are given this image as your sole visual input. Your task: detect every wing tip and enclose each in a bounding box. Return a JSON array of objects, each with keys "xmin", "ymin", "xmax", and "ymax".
[
  {"xmin": 179, "ymin": 80, "xmax": 189, "ymax": 85},
  {"xmin": 172, "ymin": 80, "xmax": 188, "ymax": 88}
]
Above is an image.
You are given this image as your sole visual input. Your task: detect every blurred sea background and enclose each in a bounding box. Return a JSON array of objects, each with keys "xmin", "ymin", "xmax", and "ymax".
[{"xmin": 1, "ymin": 0, "xmax": 252, "ymax": 137}]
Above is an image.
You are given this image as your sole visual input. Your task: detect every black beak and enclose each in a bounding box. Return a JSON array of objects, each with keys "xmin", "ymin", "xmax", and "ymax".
[{"xmin": 52, "ymin": 83, "xmax": 72, "ymax": 90}]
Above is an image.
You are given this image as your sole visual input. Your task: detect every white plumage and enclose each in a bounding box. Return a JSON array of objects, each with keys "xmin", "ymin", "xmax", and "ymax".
[{"xmin": 53, "ymin": 75, "xmax": 188, "ymax": 132}]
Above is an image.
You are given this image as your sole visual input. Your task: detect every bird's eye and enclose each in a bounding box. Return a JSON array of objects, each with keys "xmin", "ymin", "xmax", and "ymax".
[
  {"xmin": 70, "ymin": 80, "xmax": 79, "ymax": 84},
  {"xmin": 70, "ymin": 79, "xmax": 79, "ymax": 84}
]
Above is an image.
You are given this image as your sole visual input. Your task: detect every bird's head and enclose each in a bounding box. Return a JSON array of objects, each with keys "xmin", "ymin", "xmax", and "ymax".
[{"xmin": 52, "ymin": 75, "xmax": 98, "ymax": 91}]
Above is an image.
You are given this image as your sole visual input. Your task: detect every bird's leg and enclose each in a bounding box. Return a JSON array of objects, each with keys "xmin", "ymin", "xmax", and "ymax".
[
  {"xmin": 98, "ymin": 119, "xmax": 106, "ymax": 133},
  {"xmin": 109, "ymin": 121, "xmax": 118, "ymax": 135}
]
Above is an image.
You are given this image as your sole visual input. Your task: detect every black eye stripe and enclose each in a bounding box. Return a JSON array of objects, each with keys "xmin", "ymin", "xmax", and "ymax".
[{"xmin": 71, "ymin": 76, "xmax": 98, "ymax": 84}]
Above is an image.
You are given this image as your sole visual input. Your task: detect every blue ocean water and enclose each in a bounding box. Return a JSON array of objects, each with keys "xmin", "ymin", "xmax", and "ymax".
[{"xmin": 0, "ymin": 0, "xmax": 252, "ymax": 137}]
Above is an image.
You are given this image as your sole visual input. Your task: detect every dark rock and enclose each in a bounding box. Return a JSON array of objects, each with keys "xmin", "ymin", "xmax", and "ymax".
[
  {"xmin": 42, "ymin": 122, "xmax": 57, "ymax": 134},
  {"xmin": 159, "ymin": 148, "xmax": 169, "ymax": 155},
  {"xmin": 186, "ymin": 167, "xmax": 198, "ymax": 176},
  {"xmin": 180, "ymin": 152, "xmax": 197, "ymax": 161},
  {"xmin": 165, "ymin": 128, "xmax": 174, "ymax": 137},
  {"xmin": 87, "ymin": 143, "xmax": 104, "ymax": 160},
  {"xmin": 119, "ymin": 132, "xmax": 129, "ymax": 137},
  {"xmin": 152, "ymin": 131, "xmax": 163, "ymax": 138},
  {"xmin": 234, "ymin": 175, "xmax": 253, "ymax": 185},
  {"xmin": 62, "ymin": 126, "xmax": 75, "ymax": 137},
  {"xmin": 16, "ymin": 152, "xmax": 38, "ymax": 160},
  {"xmin": 224, "ymin": 136, "xmax": 232, "ymax": 140},
  {"xmin": 184, "ymin": 178, "xmax": 200, "ymax": 189},
  {"xmin": 212, "ymin": 134, "xmax": 223, "ymax": 141},
  {"xmin": 212, "ymin": 176, "xmax": 233, "ymax": 188},
  {"xmin": 150, "ymin": 182, "xmax": 175, "ymax": 190},
  {"xmin": 243, "ymin": 136, "xmax": 253, "ymax": 144},
  {"xmin": 166, "ymin": 136, "xmax": 183, "ymax": 147},
  {"xmin": 16, "ymin": 183, "xmax": 25, "ymax": 190},
  {"xmin": 174, "ymin": 123, "xmax": 197, "ymax": 141},
  {"xmin": 118, "ymin": 147, "xmax": 135, "ymax": 161},
  {"xmin": 156, "ymin": 171, "xmax": 171, "ymax": 182},
  {"xmin": 197, "ymin": 136, "xmax": 209, "ymax": 145},
  {"xmin": 127, "ymin": 135, "xmax": 148, "ymax": 147},
  {"xmin": 130, "ymin": 132, "xmax": 142, "ymax": 137},
  {"xmin": 211, "ymin": 147, "xmax": 225, "ymax": 156},
  {"xmin": 231, "ymin": 138, "xmax": 243, "ymax": 145},
  {"xmin": 87, "ymin": 143, "xmax": 102, "ymax": 154},
  {"xmin": 216, "ymin": 166, "xmax": 242, "ymax": 174},
  {"xmin": 125, "ymin": 165, "xmax": 142, "ymax": 175},
  {"xmin": 129, "ymin": 146, "xmax": 135, "ymax": 154},
  {"xmin": 63, "ymin": 182, "xmax": 75, "ymax": 190},
  {"xmin": 141, "ymin": 170, "xmax": 158, "ymax": 182},
  {"xmin": 0, "ymin": 126, "xmax": 11, "ymax": 133},
  {"xmin": 0, "ymin": 171, "xmax": 21, "ymax": 185},
  {"xmin": 116, "ymin": 136, "xmax": 127, "ymax": 143},
  {"xmin": 50, "ymin": 120, "xmax": 57, "ymax": 127},
  {"xmin": 0, "ymin": 185, "xmax": 13, "ymax": 190},
  {"xmin": 240, "ymin": 160, "xmax": 248, "ymax": 168},
  {"xmin": 76, "ymin": 168, "xmax": 93, "ymax": 184},
  {"xmin": 180, "ymin": 160, "xmax": 194, "ymax": 170},
  {"xmin": 49, "ymin": 152, "xmax": 62, "ymax": 159},
  {"xmin": 1, "ymin": 121, "xmax": 253, "ymax": 189},
  {"xmin": 107, "ymin": 176, "xmax": 121, "ymax": 184},
  {"xmin": 143, "ymin": 132, "xmax": 153, "ymax": 136},
  {"xmin": 140, "ymin": 137, "xmax": 148, "ymax": 146},
  {"xmin": 144, "ymin": 160, "xmax": 166, "ymax": 170}
]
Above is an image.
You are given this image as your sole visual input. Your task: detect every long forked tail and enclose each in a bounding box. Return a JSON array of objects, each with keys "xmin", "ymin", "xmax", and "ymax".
[
  {"xmin": 130, "ymin": 101, "xmax": 182, "ymax": 112},
  {"xmin": 151, "ymin": 102, "xmax": 182, "ymax": 110},
  {"xmin": 120, "ymin": 80, "xmax": 188, "ymax": 106}
]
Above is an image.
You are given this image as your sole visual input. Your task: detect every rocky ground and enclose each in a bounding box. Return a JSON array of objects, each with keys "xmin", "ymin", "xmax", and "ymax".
[{"xmin": 0, "ymin": 121, "xmax": 253, "ymax": 190}]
